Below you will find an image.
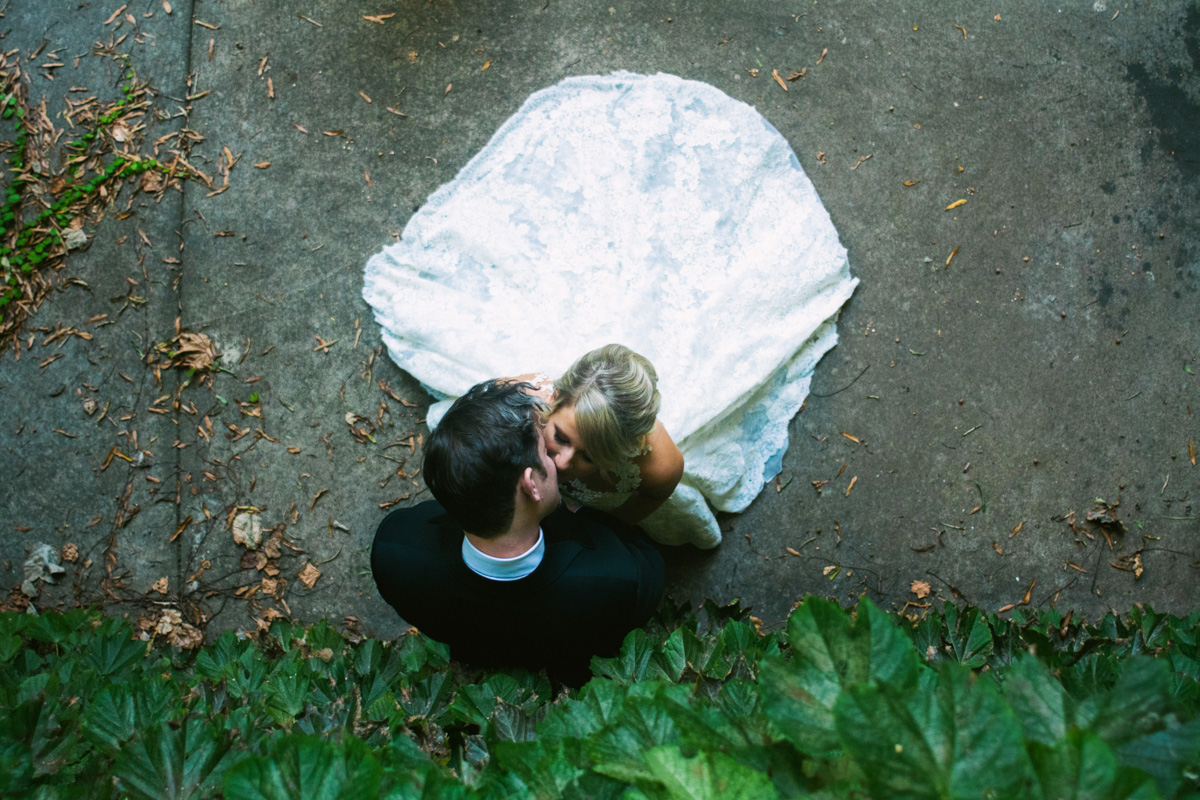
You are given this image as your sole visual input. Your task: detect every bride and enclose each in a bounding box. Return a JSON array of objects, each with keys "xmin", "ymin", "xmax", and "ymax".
[{"xmin": 363, "ymin": 71, "xmax": 858, "ymax": 548}]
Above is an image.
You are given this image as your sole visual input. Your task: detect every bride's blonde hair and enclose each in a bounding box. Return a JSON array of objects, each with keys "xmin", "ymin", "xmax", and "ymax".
[{"xmin": 552, "ymin": 344, "xmax": 661, "ymax": 472}]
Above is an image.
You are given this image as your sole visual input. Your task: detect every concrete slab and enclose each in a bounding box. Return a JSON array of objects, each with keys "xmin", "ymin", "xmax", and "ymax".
[{"xmin": 2, "ymin": 1, "xmax": 1197, "ymax": 637}]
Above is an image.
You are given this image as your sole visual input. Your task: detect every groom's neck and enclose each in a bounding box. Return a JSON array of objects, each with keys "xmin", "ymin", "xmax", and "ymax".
[{"xmin": 465, "ymin": 518, "xmax": 541, "ymax": 559}]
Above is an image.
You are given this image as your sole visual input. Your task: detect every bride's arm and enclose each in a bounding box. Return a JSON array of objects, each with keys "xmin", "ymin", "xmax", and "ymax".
[{"xmin": 607, "ymin": 423, "xmax": 684, "ymax": 525}]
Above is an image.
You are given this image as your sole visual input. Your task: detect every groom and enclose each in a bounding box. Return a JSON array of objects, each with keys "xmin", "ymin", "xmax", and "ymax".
[{"xmin": 371, "ymin": 380, "xmax": 665, "ymax": 683}]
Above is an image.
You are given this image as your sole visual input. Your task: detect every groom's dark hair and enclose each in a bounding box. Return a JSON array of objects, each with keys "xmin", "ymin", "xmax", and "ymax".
[{"xmin": 423, "ymin": 380, "xmax": 549, "ymax": 537}]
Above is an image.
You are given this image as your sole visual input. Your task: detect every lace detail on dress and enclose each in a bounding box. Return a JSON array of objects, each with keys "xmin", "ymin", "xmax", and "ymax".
[{"xmin": 364, "ymin": 72, "xmax": 857, "ymax": 548}]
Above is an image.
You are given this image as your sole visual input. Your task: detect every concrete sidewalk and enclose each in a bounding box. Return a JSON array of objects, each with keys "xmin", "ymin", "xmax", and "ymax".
[{"xmin": 2, "ymin": 0, "xmax": 1197, "ymax": 639}]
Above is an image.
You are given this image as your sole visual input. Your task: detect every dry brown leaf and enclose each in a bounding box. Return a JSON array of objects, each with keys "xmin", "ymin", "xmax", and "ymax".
[
  {"xmin": 945, "ymin": 246, "xmax": 960, "ymax": 268},
  {"xmin": 1010, "ymin": 521, "xmax": 1024, "ymax": 538},
  {"xmin": 945, "ymin": 198, "xmax": 967, "ymax": 210},
  {"xmin": 998, "ymin": 603, "xmax": 1016, "ymax": 613},
  {"xmin": 481, "ymin": 60, "xmax": 492, "ymax": 71},
  {"xmin": 816, "ymin": 48, "xmax": 828, "ymax": 64},
  {"xmin": 771, "ymin": 69, "xmax": 788, "ymax": 91},
  {"xmin": 151, "ymin": 576, "xmax": 168, "ymax": 594},
  {"xmin": 841, "ymin": 432, "xmax": 860, "ymax": 443},
  {"xmin": 786, "ymin": 547, "xmax": 801, "ymax": 556},
  {"xmin": 62, "ymin": 543, "xmax": 79, "ymax": 563},
  {"xmin": 787, "ymin": 68, "xmax": 806, "ymax": 81},
  {"xmin": 1190, "ymin": 438, "xmax": 1195, "ymax": 466},
  {"xmin": 1021, "ymin": 579, "xmax": 1036, "ymax": 605},
  {"xmin": 359, "ymin": 91, "xmax": 372, "ymax": 103},
  {"xmin": 992, "ymin": 541, "xmax": 1003, "ymax": 555},
  {"xmin": 1067, "ymin": 562, "xmax": 1087, "ymax": 573},
  {"xmin": 298, "ymin": 562, "xmax": 321, "ymax": 589},
  {"xmin": 910, "ymin": 579, "xmax": 931, "ymax": 599},
  {"xmin": 363, "ymin": 12, "xmax": 395, "ymax": 23},
  {"xmin": 903, "ymin": 179, "xmax": 920, "ymax": 187},
  {"xmin": 443, "ymin": 83, "xmax": 453, "ymax": 96},
  {"xmin": 845, "ymin": 475, "xmax": 858, "ymax": 496},
  {"xmin": 163, "ymin": 0, "xmax": 172, "ymax": 13}
]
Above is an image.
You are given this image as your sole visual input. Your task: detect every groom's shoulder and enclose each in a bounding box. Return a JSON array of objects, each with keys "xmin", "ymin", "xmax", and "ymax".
[{"xmin": 373, "ymin": 499, "xmax": 457, "ymax": 553}]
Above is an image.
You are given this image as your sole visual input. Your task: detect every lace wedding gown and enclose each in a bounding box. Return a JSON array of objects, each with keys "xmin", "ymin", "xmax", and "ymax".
[{"xmin": 363, "ymin": 72, "xmax": 857, "ymax": 548}]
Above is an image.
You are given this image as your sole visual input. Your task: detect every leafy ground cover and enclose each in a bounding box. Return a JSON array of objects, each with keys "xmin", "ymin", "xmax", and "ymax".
[{"xmin": 1, "ymin": 597, "xmax": 1197, "ymax": 799}]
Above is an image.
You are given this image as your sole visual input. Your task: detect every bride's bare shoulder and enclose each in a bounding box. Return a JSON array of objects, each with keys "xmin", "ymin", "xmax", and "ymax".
[
  {"xmin": 502, "ymin": 372, "xmax": 555, "ymax": 401},
  {"xmin": 635, "ymin": 422, "xmax": 684, "ymax": 498}
]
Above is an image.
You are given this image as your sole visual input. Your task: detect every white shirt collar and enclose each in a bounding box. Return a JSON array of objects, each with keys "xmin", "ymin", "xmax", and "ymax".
[{"xmin": 461, "ymin": 529, "xmax": 545, "ymax": 581}]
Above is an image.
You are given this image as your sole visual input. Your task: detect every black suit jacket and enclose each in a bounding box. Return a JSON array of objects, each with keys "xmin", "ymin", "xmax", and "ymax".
[{"xmin": 371, "ymin": 500, "xmax": 664, "ymax": 681}]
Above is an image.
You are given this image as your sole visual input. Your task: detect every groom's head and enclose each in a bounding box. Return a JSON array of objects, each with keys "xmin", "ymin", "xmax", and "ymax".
[{"xmin": 424, "ymin": 380, "xmax": 557, "ymax": 537}]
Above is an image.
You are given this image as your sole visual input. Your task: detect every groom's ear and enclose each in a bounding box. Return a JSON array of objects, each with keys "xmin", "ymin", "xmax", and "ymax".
[{"xmin": 519, "ymin": 467, "xmax": 541, "ymax": 503}]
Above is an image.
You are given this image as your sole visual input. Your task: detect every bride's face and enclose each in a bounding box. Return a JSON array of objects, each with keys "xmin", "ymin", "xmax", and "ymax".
[{"xmin": 543, "ymin": 405, "xmax": 596, "ymax": 482}]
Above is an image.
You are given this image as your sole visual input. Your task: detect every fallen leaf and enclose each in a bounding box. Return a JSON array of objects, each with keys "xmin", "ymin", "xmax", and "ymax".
[
  {"xmin": 998, "ymin": 603, "xmax": 1016, "ymax": 613},
  {"xmin": 1010, "ymin": 521, "xmax": 1024, "ymax": 537},
  {"xmin": 386, "ymin": 106, "xmax": 407, "ymax": 117},
  {"xmin": 170, "ymin": 515, "xmax": 193, "ymax": 542},
  {"xmin": 954, "ymin": 24, "xmax": 967, "ymax": 39},
  {"xmin": 232, "ymin": 512, "xmax": 262, "ymax": 549},
  {"xmin": 268, "ymin": 77, "xmax": 274, "ymax": 98},
  {"xmin": 746, "ymin": 68, "xmax": 759, "ymax": 78},
  {"xmin": 481, "ymin": 60, "xmax": 492, "ymax": 71},
  {"xmin": 845, "ymin": 475, "xmax": 858, "ymax": 496},
  {"xmin": 851, "ymin": 154, "xmax": 872, "ymax": 170},
  {"xmin": 1190, "ymin": 438, "xmax": 1195, "ymax": 466},
  {"xmin": 359, "ymin": 91, "xmax": 372, "ymax": 103},
  {"xmin": 771, "ymin": 69, "xmax": 788, "ymax": 91},
  {"xmin": 786, "ymin": 547, "xmax": 801, "ymax": 556},
  {"xmin": 787, "ymin": 68, "xmax": 806, "ymax": 81},
  {"xmin": 298, "ymin": 562, "xmax": 321, "ymax": 589},
  {"xmin": 945, "ymin": 198, "xmax": 967, "ymax": 210},
  {"xmin": 912, "ymin": 544, "xmax": 936, "ymax": 553},
  {"xmin": 151, "ymin": 576, "xmax": 169, "ymax": 594},
  {"xmin": 104, "ymin": 5, "xmax": 128, "ymax": 26},
  {"xmin": 1021, "ymin": 579, "xmax": 1036, "ymax": 605},
  {"xmin": 443, "ymin": 83, "xmax": 453, "ymax": 96},
  {"xmin": 911, "ymin": 579, "xmax": 931, "ymax": 599},
  {"xmin": 363, "ymin": 12, "xmax": 395, "ymax": 23},
  {"xmin": 992, "ymin": 541, "xmax": 1003, "ymax": 555},
  {"xmin": 194, "ymin": 19, "xmax": 219, "ymax": 30},
  {"xmin": 163, "ymin": 0, "xmax": 172, "ymax": 13},
  {"xmin": 945, "ymin": 246, "xmax": 960, "ymax": 268},
  {"xmin": 841, "ymin": 432, "xmax": 860, "ymax": 443},
  {"xmin": 310, "ymin": 488, "xmax": 328, "ymax": 510},
  {"xmin": 1066, "ymin": 561, "xmax": 1087, "ymax": 573},
  {"xmin": 816, "ymin": 47, "xmax": 828, "ymax": 64},
  {"xmin": 903, "ymin": 179, "xmax": 920, "ymax": 187}
]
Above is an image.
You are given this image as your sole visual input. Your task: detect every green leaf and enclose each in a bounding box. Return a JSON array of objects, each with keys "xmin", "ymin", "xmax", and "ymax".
[
  {"xmin": 834, "ymin": 663, "xmax": 1030, "ymax": 800},
  {"xmin": 761, "ymin": 597, "xmax": 920, "ymax": 754},
  {"xmin": 114, "ymin": 717, "xmax": 236, "ymax": 800},
  {"xmin": 944, "ymin": 604, "xmax": 994, "ymax": 668},
  {"xmin": 1078, "ymin": 657, "xmax": 1172, "ymax": 748},
  {"xmin": 1002, "ymin": 654, "xmax": 1077, "ymax": 745},
  {"xmin": 590, "ymin": 694, "xmax": 681, "ymax": 783},
  {"xmin": 638, "ymin": 745, "xmax": 780, "ymax": 800},
  {"xmin": 591, "ymin": 629, "xmax": 674, "ymax": 685},
  {"xmin": 224, "ymin": 733, "xmax": 381, "ymax": 800},
  {"xmin": 1114, "ymin": 717, "xmax": 1200, "ymax": 797},
  {"xmin": 1027, "ymin": 730, "xmax": 1162, "ymax": 800}
]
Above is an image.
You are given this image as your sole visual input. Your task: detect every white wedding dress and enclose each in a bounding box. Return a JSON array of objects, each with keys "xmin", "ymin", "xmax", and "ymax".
[{"xmin": 363, "ymin": 72, "xmax": 857, "ymax": 548}]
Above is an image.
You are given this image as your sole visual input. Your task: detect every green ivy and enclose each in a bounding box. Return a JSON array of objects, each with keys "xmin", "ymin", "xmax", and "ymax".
[
  {"xmin": 0, "ymin": 599, "xmax": 1197, "ymax": 799},
  {"xmin": 0, "ymin": 54, "xmax": 185, "ymax": 325}
]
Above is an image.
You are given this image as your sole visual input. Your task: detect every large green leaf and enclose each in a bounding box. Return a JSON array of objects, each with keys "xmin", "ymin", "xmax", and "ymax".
[
  {"xmin": 1114, "ymin": 717, "xmax": 1200, "ymax": 797},
  {"xmin": 590, "ymin": 694, "xmax": 681, "ymax": 782},
  {"xmin": 224, "ymin": 733, "xmax": 381, "ymax": 800},
  {"xmin": 632, "ymin": 745, "xmax": 780, "ymax": 800},
  {"xmin": 1002, "ymin": 654, "xmax": 1078, "ymax": 745},
  {"xmin": 1028, "ymin": 730, "xmax": 1163, "ymax": 800},
  {"xmin": 761, "ymin": 597, "xmax": 920, "ymax": 754},
  {"xmin": 113, "ymin": 716, "xmax": 235, "ymax": 800},
  {"xmin": 1079, "ymin": 657, "xmax": 1172, "ymax": 748},
  {"xmin": 834, "ymin": 663, "xmax": 1030, "ymax": 799}
]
